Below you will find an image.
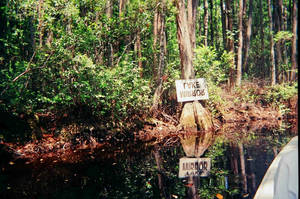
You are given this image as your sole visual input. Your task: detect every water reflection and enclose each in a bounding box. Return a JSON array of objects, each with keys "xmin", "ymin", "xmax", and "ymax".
[
  {"xmin": 0, "ymin": 127, "xmax": 295, "ymax": 199},
  {"xmin": 179, "ymin": 130, "xmax": 214, "ymax": 157}
]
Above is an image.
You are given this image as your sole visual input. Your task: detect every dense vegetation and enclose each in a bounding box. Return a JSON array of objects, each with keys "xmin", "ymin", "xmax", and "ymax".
[{"xmin": 0, "ymin": 0, "xmax": 298, "ymax": 142}]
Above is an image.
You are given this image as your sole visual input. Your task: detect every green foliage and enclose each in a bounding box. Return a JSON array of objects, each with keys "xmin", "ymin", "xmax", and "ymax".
[
  {"xmin": 264, "ymin": 82, "xmax": 298, "ymax": 104},
  {"xmin": 274, "ymin": 31, "xmax": 293, "ymax": 43},
  {"xmin": 194, "ymin": 45, "xmax": 234, "ymax": 85},
  {"xmin": 233, "ymin": 86, "xmax": 258, "ymax": 103},
  {"xmin": 0, "ymin": 0, "xmax": 155, "ymax": 136},
  {"xmin": 206, "ymin": 83, "xmax": 227, "ymax": 118}
]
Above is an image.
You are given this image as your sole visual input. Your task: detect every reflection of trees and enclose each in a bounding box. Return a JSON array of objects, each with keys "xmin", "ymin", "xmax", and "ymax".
[
  {"xmin": 238, "ymin": 142, "xmax": 248, "ymax": 194},
  {"xmin": 153, "ymin": 145, "xmax": 170, "ymax": 199},
  {"xmin": 224, "ymin": 127, "xmax": 294, "ymax": 199},
  {"xmin": 1, "ymin": 127, "xmax": 295, "ymax": 199},
  {"xmin": 180, "ymin": 131, "xmax": 214, "ymax": 157},
  {"xmin": 247, "ymin": 153, "xmax": 257, "ymax": 198}
]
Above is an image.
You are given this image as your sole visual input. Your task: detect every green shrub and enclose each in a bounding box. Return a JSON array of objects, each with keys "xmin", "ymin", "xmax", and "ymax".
[
  {"xmin": 194, "ymin": 45, "xmax": 234, "ymax": 85},
  {"xmin": 264, "ymin": 82, "xmax": 298, "ymax": 104}
]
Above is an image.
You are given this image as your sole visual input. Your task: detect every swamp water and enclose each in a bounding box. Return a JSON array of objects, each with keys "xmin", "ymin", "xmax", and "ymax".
[{"xmin": 0, "ymin": 127, "xmax": 296, "ymax": 199}]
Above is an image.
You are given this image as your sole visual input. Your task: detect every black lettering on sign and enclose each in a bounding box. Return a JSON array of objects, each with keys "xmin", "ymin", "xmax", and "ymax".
[
  {"xmin": 183, "ymin": 163, "xmax": 187, "ymax": 170},
  {"xmin": 183, "ymin": 81, "xmax": 201, "ymax": 89},
  {"xmin": 189, "ymin": 89, "xmax": 205, "ymax": 97},
  {"xmin": 183, "ymin": 83, "xmax": 187, "ymax": 89},
  {"xmin": 191, "ymin": 162, "xmax": 194, "ymax": 169}
]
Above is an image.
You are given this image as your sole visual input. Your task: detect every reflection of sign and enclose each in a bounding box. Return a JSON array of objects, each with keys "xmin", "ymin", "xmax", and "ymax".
[
  {"xmin": 175, "ymin": 78, "xmax": 209, "ymax": 102},
  {"xmin": 178, "ymin": 157, "xmax": 211, "ymax": 178}
]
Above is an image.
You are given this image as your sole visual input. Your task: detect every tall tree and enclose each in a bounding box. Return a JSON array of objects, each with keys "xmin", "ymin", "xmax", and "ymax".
[
  {"xmin": 209, "ymin": 0, "xmax": 214, "ymax": 45},
  {"xmin": 106, "ymin": 0, "xmax": 114, "ymax": 66},
  {"xmin": 258, "ymin": 0, "xmax": 265, "ymax": 77},
  {"xmin": 268, "ymin": 0, "xmax": 276, "ymax": 85},
  {"xmin": 236, "ymin": 0, "xmax": 244, "ymax": 86},
  {"xmin": 119, "ymin": 0, "xmax": 127, "ymax": 18},
  {"xmin": 150, "ymin": 0, "xmax": 166, "ymax": 114},
  {"xmin": 198, "ymin": 0, "xmax": 202, "ymax": 40},
  {"xmin": 188, "ymin": 0, "xmax": 198, "ymax": 51},
  {"xmin": 291, "ymin": 0, "xmax": 298, "ymax": 81},
  {"xmin": 153, "ymin": 2, "xmax": 159, "ymax": 79},
  {"xmin": 225, "ymin": 0, "xmax": 235, "ymax": 91},
  {"xmin": 37, "ymin": 0, "xmax": 44, "ymax": 47},
  {"xmin": 273, "ymin": 0, "xmax": 283, "ymax": 80},
  {"xmin": 243, "ymin": 0, "xmax": 253, "ymax": 75},
  {"xmin": 204, "ymin": 0, "xmax": 209, "ymax": 46},
  {"xmin": 220, "ymin": 0, "xmax": 226, "ymax": 49},
  {"xmin": 176, "ymin": 0, "xmax": 194, "ymax": 80},
  {"xmin": 136, "ymin": 29, "xmax": 143, "ymax": 77}
]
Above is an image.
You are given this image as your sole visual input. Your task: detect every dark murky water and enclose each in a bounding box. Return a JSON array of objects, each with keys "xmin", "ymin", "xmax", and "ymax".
[{"xmin": 0, "ymin": 127, "xmax": 295, "ymax": 199}]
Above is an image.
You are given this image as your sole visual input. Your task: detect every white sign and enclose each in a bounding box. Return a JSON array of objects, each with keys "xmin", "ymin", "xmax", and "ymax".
[
  {"xmin": 178, "ymin": 157, "xmax": 211, "ymax": 178},
  {"xmin": 175, "ymin": 78, "xmax": 209, "ymax": 102}
]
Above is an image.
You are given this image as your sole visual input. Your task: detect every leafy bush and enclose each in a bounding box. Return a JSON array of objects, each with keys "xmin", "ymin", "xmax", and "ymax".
[
  {"xmin": 1, "ymin": 49, "xmax": 151, "ymax": 131},
  {"xmin": 193, "ymin": 45, "xmax": 234, "ymax": 85},
  {"xmin": 264, "ymin": 82, "xmax": 298, "ymax": 104}
]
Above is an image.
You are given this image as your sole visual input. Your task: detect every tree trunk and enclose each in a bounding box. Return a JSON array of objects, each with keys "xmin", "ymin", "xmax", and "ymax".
[
  {"xmin": 153, "ymin": 3, "xmax": 159, "ymax": 79},
  {"xmin": 209, "ymin": 0, "xmax": 214, "ymax": 45},
  {"xmin": 274, "ymin": 0, "xmax": 283, "ymax": 81},
  {"xmin": 281, "ymin": 1, "xmax": 289, "ymax": 80},
  {"xmin": 198, "ymin": 0, "xmax": 202, "ymax": 40},
  {"xmin": 176, "ymin": 0, "xmax": 194, "ymax": 79},
  {"xmin": 203, "ymin": 0, "xmax": 209, "ymax": 46},
  {"xmin": 119, "ymin": 0, "xmax": 127, "ymax": 18},
  {"xmin": 38, "ymin": 0, "xmax": 44, "ymax": 47},
  {"xmin": 187, "ymin": 0, "xmax": 198, "ymax": 51},
  {"xmin": 247, "ymin": 154, "xmax": 256, "ymax": 198},
  {"xmin": 95, "ymin": 11, "xmax": 104, "ymax": 65},
  {"xmin": 225, "ymin": 0, "xmax": 234, "ymax": 52},
  {"xmin": 288, "ymin": 0, "xmax": 292, "ymax": 30},
  {"xmin": 225, "ymin": 0, "xmax": 235, "ymax": 92},
  {"xmin": 259, "ymin": 0, "xmax": 265, "ymax": 77},
  {"xmin": 136, "ymin": 30, "xmax": 143, "ymax": 77},
  {"xmin": 238, "ymin": 142, "xmax": 248, "ymax": 194},
  {"xmin": 186, "ymin": 176, "xmax": 200, "ymax": 199},
  {"xmin": 236, "ymin": 0, "xmax": 243, "ymax": 87},
  {"xmin": 220, "ymin": 0, "xmax": 227, "ymax": 49},
  {"xmin": 291, "ymin": 0, "xmax": 298, "ymax": 81},
  {"xmin": 268, "ymin": 0, "xmax": 276, "ymax": 85},
  {"xmin": 153, "ymin": 145, "xmax": 170, "ymax": 199},
  {"xmin": 229, "ymin": 143, "xmax": 239, "ymax": 185},
  {"xmin": 106, "ymin": 0, "xmax": 114, "ymax": 66},
  {"xmin": 150, "ymin": 0, "xmax": 166, "ymax": 115},
  {"xmin": 243, "ymin": 0, "xmax": 253, "ymax": 75}
]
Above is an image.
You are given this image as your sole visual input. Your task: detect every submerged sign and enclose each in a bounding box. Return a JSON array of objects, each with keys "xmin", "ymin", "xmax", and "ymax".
[
  {"xmin": 178, "ymin": 157, "xmax": 211, "ymax": 178},
  {"xmin": 175, "ymin": 78, "xmax": 209, "ymax": 102}
]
